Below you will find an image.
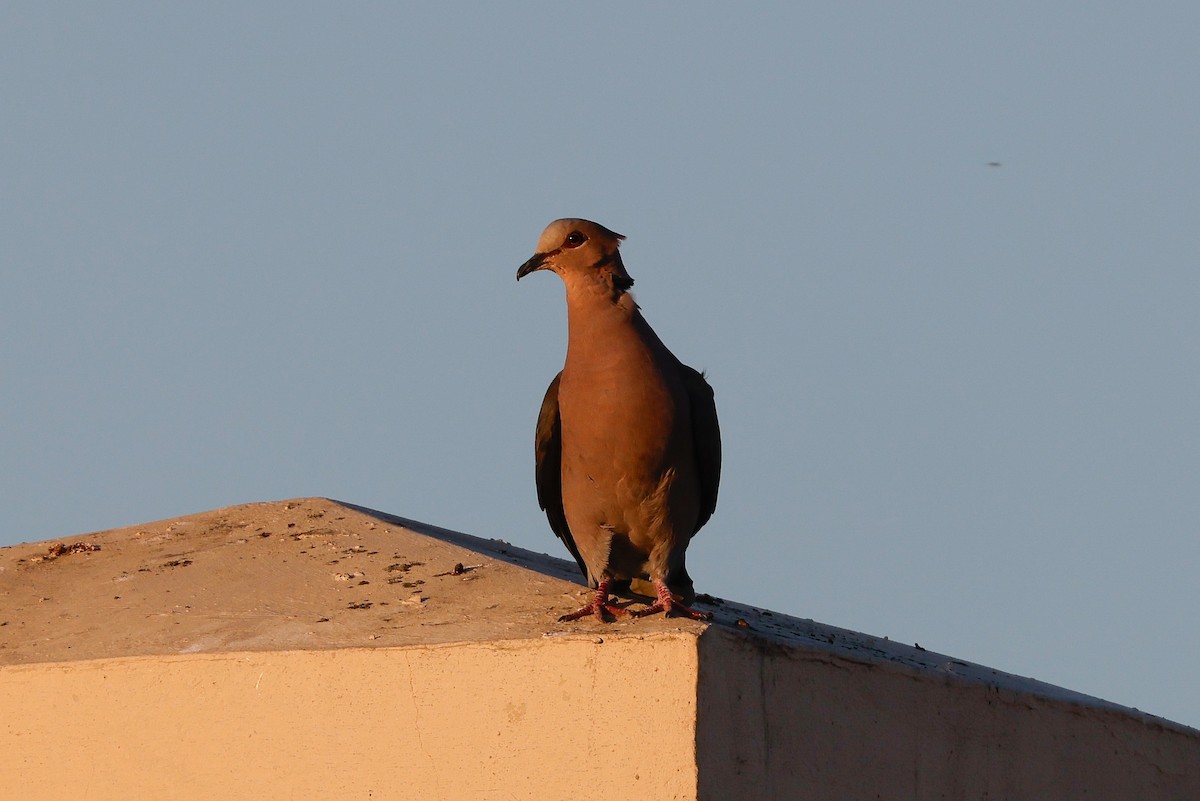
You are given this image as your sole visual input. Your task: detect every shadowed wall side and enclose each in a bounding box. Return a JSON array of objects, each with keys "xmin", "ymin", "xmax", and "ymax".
[{"xmin": 696, "ymin": 626, "xmax": 1200, "ymax": 800}]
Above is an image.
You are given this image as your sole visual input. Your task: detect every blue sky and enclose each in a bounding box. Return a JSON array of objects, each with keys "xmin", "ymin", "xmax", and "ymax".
[{"xmin": 2, "ymin": 4, "xmax": 1197, "ymax": 727}]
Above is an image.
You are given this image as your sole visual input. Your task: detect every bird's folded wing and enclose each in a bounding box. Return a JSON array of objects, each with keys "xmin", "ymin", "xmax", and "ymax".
[
  {"xmin": 534, "ymin": 371, "xmax": 589, "ymax": 577},
  {"xmin": 681, "ymin": 364, "xmax": 721, "ymax": 535}
]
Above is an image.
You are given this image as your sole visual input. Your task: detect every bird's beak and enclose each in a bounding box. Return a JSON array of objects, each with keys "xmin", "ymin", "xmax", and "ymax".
[{"xmin": 516, "ymin": 253, "xmax": 548, "ymax": 281}]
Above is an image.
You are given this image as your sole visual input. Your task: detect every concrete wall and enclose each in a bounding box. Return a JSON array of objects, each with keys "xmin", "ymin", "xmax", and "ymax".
[
  {"xmin": 697, "ymin": 627, "xmax": 1200, "ymax": 800},
  {"xmin": 2, "ymin": 636, "xmax": 700, "ymax": 801},
  {"xmin": 4, "ymin": 630, "xmax": 1197, "ymax": 800},
  {"xmin": 3, "ymin": 501, "xmax": 1197, "ymax": 800}
]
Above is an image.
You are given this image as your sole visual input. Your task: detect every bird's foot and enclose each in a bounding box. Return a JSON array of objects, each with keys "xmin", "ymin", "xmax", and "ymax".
[
  {"xmin": 558, "ymin": 580, "xmax": 627, "ymax": 623},
  {"xmin": 631, "ymin": 581, "xmax": 714, "ymax": 621}
]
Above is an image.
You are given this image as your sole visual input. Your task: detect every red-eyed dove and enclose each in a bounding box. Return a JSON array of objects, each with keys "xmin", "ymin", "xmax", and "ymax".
[{"xmin": 517, "ymin": 219, "xmax": 721, "ymax": 622}]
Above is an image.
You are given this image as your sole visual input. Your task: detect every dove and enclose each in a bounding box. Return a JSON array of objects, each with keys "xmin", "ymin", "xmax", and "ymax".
[{"xmin": 518, "ymin": 219, "xmax": 720, "ymax": 622}]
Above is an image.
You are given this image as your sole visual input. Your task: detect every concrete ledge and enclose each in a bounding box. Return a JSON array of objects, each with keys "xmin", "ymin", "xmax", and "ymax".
[
  {"xmin": 2, "ymin": 637, "xmax": 699, "ymax": 799},
  {"xmin": 2, "ymin": 499, "xmax": 1197, "ymax": 799},
  {"xmin": 697, "ymin": 626, "xmax": 1199, "ymax": 799}
]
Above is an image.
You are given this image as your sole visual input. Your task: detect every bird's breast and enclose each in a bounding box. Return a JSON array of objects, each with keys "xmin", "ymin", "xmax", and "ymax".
[{"xmin": 558, "ymin": 351, "xmax": 687, "ymax": 483}]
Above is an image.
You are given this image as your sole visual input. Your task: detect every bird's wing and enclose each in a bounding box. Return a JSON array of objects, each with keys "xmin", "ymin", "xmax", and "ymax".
[
  {"xmin": 681, "ymin": 364, "xmax": 721, "ymax": 535},
  {"xmin": 534, "ymin": 372, "xmax": 589, "ymax": 578}
]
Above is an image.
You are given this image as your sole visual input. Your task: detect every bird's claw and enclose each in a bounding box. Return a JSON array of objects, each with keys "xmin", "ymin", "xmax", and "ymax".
[
  {"xmin": 557, "ymin": 601, "xmax": 627, "ymax": 623},
  {"xmin": 558, "ymin": 580, "xmax": 627, "ymax": 623},
  {"xmin": 631, "ymin": 601, "xmax": 713, "ymax": 621},
  {"xmin": 630, "ymin": 580, "xmax": 714, "ymax": 620}
]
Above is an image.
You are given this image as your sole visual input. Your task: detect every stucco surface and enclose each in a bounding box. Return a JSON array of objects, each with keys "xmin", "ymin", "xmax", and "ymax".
[
  {"xmin": 696, "ymin": 626, "xmax": 1200, "ymax": 800},
  {"xmin": 0, "ymin": 498, "xmax": 705, "ymax": 664},
  {"xmin": 2, "ymin": 499, "xmax": 1196, "ymax": 800},
  {"xmin": 2, "ymin": 637, "xmax": 699, "ymax": 800}
]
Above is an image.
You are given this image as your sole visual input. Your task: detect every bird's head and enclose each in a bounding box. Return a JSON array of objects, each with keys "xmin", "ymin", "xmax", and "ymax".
[{"xmin": 516, "ymin": 219, "xmax": 634, "ymax": 295}]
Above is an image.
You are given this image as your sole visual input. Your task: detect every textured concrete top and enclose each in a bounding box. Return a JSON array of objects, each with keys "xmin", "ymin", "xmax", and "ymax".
[
  {"xmin": 1, "ymin": 498, "xmax": 1194, "ymax": 736},
  {"xmin": 0, "ymin": 498, "xmax": 705, "ymax": 664}
]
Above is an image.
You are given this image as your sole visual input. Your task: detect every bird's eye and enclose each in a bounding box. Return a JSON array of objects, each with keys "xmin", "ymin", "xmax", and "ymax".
[{"xmin": 564, "ymin": 232, "xmax": 586, "ymax": 248}]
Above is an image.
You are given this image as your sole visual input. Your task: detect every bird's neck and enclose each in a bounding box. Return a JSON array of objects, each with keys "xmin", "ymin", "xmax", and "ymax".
[
  {"xmin": 563, "ymin": 283, "xmax": 660, "ymax": 368},
  {"xmin": 565, "ymin": 278, "xmax": 634, "ymax": 327}
]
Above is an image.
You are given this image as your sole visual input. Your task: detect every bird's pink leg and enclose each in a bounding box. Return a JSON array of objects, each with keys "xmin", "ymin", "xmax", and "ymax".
[
  {"xmin": 631, "ymin": 580, "xmax": 713, "ymax": 621},
  {"xmin": 558, "ymin": 578, "xmax": 628, "ymax": 622}
]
